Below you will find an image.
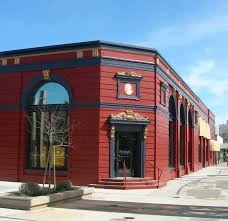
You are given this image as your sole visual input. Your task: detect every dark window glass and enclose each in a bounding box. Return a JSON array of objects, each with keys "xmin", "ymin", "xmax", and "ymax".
[
  {"xmin": 206, "ymin": 145, "xmax": 209, "ymax": 161},
  {"xmin": 188, "ymin": 110, "xmax": 193, "ymax": 165},
  {"xmin": 188, "ymin": 141, "xmax": 191, "ymax": 164},
  {"xmin": 180, "ymin": 123, "xmax": 184, "ymax": 166},
  {"xmin": 199, "ymin": 144, "xmax": 202, "ymax": 163},
  {"xmin": 169, "ymin": 120, "xmax": 174, "ymax": 167},
  {"xmin": 195, "ymin": 111, "xmax": 198, "ymax": 124},
  {"xmin": 168, "ymin": 96, "xmax": 176, "ymax": 167},
  {"xmin": 161, "ymin": 89, "xmax": 166, "ymax": 106},
  {"xmin": 179, "ymin": 104, "xmax": 185, "ymax": 166}
]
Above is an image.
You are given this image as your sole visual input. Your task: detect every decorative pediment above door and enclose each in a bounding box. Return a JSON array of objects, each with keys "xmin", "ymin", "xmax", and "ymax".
[
  {"xmin": 110, "ymin": 110, "xmax": 149, "ymax": 125},
  {"xmin": 111, "ymin": 110, "xmax": 147, "ymax": 121}
]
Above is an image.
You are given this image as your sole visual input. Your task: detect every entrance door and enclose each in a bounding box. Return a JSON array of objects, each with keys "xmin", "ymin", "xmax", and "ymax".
[{"xmin": 115, "ymin": 132, "xmax": 141, "ymax": 177}]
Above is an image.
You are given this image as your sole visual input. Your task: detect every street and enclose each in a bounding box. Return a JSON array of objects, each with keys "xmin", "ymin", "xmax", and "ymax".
[{"xmin": 1, "ymin": 164, "xmax": 228, "ymax": 221}]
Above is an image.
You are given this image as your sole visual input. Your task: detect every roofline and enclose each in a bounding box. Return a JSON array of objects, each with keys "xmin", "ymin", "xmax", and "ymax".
[
  {"xmin": 155, "ymin": 52, "xmax": 211, "ymax": 114},
  {"xmin": 0, "ymin": 40, "xmax": 214, "ymax": 117},
  {"xmin": 0, "ymin": 40, "xmax": 157, "ymax": 58}
]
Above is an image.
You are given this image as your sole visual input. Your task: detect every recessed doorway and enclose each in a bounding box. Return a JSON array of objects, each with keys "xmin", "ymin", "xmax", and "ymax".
[{"xmin": 115, "ymin": 132, "xmax": 141, "ymax": 177}]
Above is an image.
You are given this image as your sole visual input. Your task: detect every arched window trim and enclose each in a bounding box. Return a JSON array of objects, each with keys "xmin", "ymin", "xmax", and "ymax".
[{"xmin": 22, "ymin": 74, "xmax": 73, "ymax": 108}]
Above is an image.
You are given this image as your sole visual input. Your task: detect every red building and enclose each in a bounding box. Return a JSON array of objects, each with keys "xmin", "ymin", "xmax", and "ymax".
[{"xmin": 0, "ymin": 41, "xmax": 216, "ymax": 189}]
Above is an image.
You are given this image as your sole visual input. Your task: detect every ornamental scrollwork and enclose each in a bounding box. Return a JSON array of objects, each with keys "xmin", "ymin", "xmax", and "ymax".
[
  {"xmin": 116, "ymin": 71, "xmax": 141, "ymax": 78},
  {"xmin": 110, "ymin": 110, "xmax": 148, "ymax": 121}
]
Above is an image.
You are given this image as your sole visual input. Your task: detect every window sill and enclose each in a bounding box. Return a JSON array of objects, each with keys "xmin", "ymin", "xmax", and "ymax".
[{"xmin": 24, "ymin": 169, "xmax": 68, "ymax": 176}]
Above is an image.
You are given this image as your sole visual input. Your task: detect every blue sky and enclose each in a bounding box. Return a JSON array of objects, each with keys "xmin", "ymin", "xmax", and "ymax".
[
  {"xmin": 35, "ymin": 83, "xmax": 69, "ymax": 105},
  {"xmin": 1, "ymin": 0, "xmax": 228, "ymax": 128}
]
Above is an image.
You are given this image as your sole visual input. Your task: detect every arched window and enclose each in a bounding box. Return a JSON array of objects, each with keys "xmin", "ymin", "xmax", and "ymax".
[
  {"xmin": 179, "ymin": 104, "xmax": 185, "ymax": 166},
  {"xmin": 27, "ymin": 82, "xmax": 70, "ymax": 170},
  {"xmin": 169, "ymin": 96, "xmax": 176, "ymax": 167},
  {"xmin": 188, "ymin": 109, "xmax": 193, "ymax": 166}
]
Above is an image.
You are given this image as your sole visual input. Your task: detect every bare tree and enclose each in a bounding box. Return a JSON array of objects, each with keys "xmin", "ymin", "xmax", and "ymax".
[{"xmin": 27, "ymin": 105, "xmax": 77, "ymax": 189}]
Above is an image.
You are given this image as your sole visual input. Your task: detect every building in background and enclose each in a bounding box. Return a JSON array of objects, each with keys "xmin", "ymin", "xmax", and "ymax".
[
  {"xmin": 219, "ymin": 121, "xmax": 228, "ymax": 143},
  {"xmin": 0, "ymin": 41, "xmax": 217, "ymax": 189},
  {"xmin": 220, "ymin": 143, "xmax": 228, "ymax": 162},
  {"xmin": 214, "ymin": 135, "xmax": 223, "ymax": 164},
  {"xmin": 219, "ymin": 122, "xmax": 228, "ymax": 162}
]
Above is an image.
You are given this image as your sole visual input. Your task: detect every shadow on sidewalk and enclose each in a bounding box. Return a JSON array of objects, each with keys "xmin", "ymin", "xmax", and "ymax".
[
  {"xmin": 0, "ymin": 217, "xmax": 36, "ymax": 221},
  {"xmin": 51, "ymin": 199, "xmax": 228, "ymax": 219}
]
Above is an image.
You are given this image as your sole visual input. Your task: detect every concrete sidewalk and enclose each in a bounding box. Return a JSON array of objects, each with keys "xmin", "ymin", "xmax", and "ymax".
[
  {"xmin": 1, "ymin": 164, "xmax": 228, "ymax": 221},
  {"xmin": 92, "ymin": 163, "xmax": 228, "ymax": 207},
  {"xmin": 0, "ymin": 181, "xmax": 22, "ymax": 194}
]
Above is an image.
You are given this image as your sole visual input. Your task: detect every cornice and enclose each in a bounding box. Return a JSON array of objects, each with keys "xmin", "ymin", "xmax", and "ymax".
[
  {"xmin": 0, "ymin": 57, "xmax": 101, "ymax": 74},
  {"xmin": 0, "ymin": 40, "xmax": 217, "ymax": 122},
  {"xmin": 0, "ymin": 55, "xmax": 215, "ymax": 123}
]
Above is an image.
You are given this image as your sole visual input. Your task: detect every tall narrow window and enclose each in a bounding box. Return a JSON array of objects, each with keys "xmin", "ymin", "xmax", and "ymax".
[
  {"xmin": 168, "ymin": 96, "xmax": 176, "ymax": 167},
  {"xmin": 180, "ymin": 104, "xmax": 185, "ymax": 166},
  {"xmin": 188, "ymin": 109, "xmax": 193, "ymax": 166},
  {"xmin": 160, "ymin": 82, "xmax": 168, "ymax": 106},
  {"xmin": 199, "ymin": 138, "xmax": 202, "ymax": 163},
  {"xmin": 27, "ymin": 83, "xmax": 70, "ymax": 170},
  {"xmin": 206, "ymin": 145, "xmax": 209, "ymax": 161},
  {"xmin": 195, "ymin": 111, "xmax": 198, "ymax": 125}
]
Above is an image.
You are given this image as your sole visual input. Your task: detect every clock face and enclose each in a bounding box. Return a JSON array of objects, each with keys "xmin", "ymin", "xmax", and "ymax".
[{"xmin": 124, "ymin": 83, "xmax": 133, "ymax": 95}]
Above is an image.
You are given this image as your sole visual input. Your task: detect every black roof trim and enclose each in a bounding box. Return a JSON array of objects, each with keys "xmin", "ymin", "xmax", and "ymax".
[{"xmin": 0, "ymin": 40, "xmax": 157, "ymax": 58}]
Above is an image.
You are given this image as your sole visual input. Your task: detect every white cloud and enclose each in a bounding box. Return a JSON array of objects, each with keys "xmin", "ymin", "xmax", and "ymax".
[
  {"xmin": 137, "ymin": 14, "xmax": 228, "ymax": 129},
  {"xmin": 140, "ymin": 15, "xmax": 228, "ymax": 48},
  {"xmin": 190, "ymin": 60, "xmax": 215, "ymax": 75},
  {"xmin": 186, "ymin": 59, "xmax": 214, "ymax": 89},
  {"xmin": 185, "ymin": 58, "xmax": 228, "ymax": 129},
  {"xmin": 185, "ymin": 59, "xmax": 228, "ymax": 96}
]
